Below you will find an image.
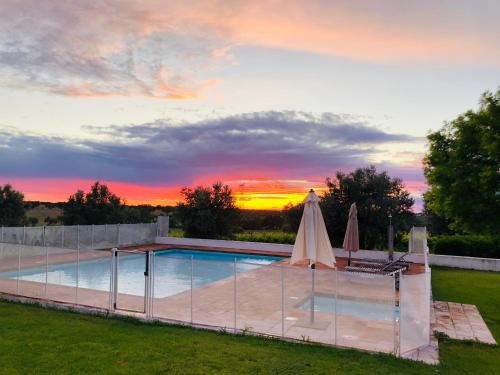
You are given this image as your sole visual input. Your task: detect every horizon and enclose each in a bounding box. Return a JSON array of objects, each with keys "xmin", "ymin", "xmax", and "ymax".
[{"xmin": 1, "ymin": 1, "xmax": 499, "ymax": 211}]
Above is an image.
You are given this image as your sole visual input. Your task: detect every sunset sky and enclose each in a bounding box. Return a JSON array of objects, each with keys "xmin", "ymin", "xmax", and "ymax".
[{"xmin": 1, "ymin": 1, "xmax": 499, "ymax": 209}]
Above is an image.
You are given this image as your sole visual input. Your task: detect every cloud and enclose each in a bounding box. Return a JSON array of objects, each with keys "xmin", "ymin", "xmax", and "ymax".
[
  {"xmin": 0, "ymin": 111, "xmax": 422, "ymax": 186},
  {"xmin": 0, "ymin": 0, "xmax": 226, "ymax": 99},
  {"xmin": 1, "ymin": 1, "xmax": 498, "ymax": 99}
]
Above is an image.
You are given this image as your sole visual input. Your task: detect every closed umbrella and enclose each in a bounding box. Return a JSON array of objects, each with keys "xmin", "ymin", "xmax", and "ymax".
[
  {"xmin": 343, "ymin": 202, "xmax": 359, "ymax": 266},
  {"xmin": 291, "ymin": 190, "xmax": 335, "ymax": 267}
]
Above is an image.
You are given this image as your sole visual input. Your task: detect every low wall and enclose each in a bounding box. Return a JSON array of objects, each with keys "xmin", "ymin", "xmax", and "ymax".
[
  {"xmin": 155, "ymin": 236, "xmax": 424, "ymax": 262},
  {"xmin": 155, "ymin": 236, "xmax": 499, "ymax": 271},
  {"xmin": 155, "ymin": 236, "xmax": 293, "ymax": 254},
  {"xmin": 428, "ymin": 254, "xmax": 500, "ymax": 272}
]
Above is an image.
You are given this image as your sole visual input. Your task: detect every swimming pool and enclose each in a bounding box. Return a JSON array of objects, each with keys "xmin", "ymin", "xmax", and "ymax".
[
  {"xmin": 7, "ymin": 249, "xmax": 283, "ymax": 298},
  {"xmin": 299, "ymin": 293, "xmax": 398, "ymax": 321}
]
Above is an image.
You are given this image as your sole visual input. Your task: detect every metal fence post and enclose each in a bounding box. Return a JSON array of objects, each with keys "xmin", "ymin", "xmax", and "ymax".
[
  {"xmin": 190, "ymin": 255, "xmax": 194, "ymax": 324},
  {"xmin": 44, "ymin": 226, "xmax": 48, "ymax": 298},
  {"xmin": 17, "ymin": 226, "xmax": 25, "ymax": 294},
  {"xmin": 150, "ymin": 252, "xmax": 155, "ymax": 317},
  {"xmin": 281, "ymin": 264, "xmax": 285, "ymax": 338},
  {"xmin": 117, "ymin": 224, "xmax": 121, "ymax": 247},
  {"xmin": 393, "ymin": 273, "xmax": 397, "ymax": 355},
  {"xmin": 110, "ymin": 247, "xmax": 118, "ymax": 311},
  {"xmin": 76, "ymin": 225, "xmax": 80, "ymax": 304},
  {"xmin": 398, "ymin": 270, "xmax": 403, "ymax": 356},
  {"xmin": 233, "ymin": 258, "xmax": 237, "ymax": 333},
  {"xmin": 334, "ymin": 270, "xmax": 338, "ymax": 346},
  {"xmin": 144, "ymin": 251, "xmax": 149, "ymax": 316}
]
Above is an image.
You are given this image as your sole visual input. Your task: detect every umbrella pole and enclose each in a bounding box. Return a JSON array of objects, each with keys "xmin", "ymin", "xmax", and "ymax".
[
  {"xmin": 348, "ymin": 251, "xmax": 351, "ymax": 266},
  {"xmin": 310, "ymin": 266, "xmax": 315, "ymax": 324}
]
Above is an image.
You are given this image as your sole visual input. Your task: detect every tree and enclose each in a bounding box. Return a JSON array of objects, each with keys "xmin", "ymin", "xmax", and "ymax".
[
  {"xmin": 424, "ymin": 90, "xmax": 500, "ymax": 234},
  {"xmin": 0, "ymin": 184, "xmax": 26, "ymax": 226},
  {"xmin": 283, "ymin": 203, "xmax": 304, "ymax": 232},
  {"xmin": 177, "ymin": 182, "xmax": 239, "ymax": 239},
  {"xmin": 61, "ymin": 181, "xmax": 124, "ymax": 225},
  {"xmin": 321, "ymin": 166, "xmax": 415, "ymax": 249}
]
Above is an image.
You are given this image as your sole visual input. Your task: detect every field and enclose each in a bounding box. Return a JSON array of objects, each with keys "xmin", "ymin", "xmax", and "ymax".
[
  {"xmin": 0, "ymin": 267, "xmax": 498, "ymax": 374},
  {"xmin": 26, "ymin": 205, "xmax": 62, "ymax": 226}
]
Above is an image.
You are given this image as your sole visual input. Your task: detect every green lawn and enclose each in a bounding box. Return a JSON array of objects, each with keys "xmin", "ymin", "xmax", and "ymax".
[{"xmin": 0, "ymin": 268, "xmax": 498, "ymax": 374}]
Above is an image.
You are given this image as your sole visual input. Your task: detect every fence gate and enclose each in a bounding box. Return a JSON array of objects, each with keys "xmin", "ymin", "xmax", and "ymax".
[{"xmin": 111, "ymin": 249, "xmax": 151, "ymax": 314}]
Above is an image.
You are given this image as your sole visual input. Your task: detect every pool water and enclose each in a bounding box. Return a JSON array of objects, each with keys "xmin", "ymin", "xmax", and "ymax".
[
  {"xmin": 7, "ymin": 249, "xmax": 283, "ymax": 298},
  {"xmin": 299, "ymin": 293, "xmax": 399, "ymax": 321}
]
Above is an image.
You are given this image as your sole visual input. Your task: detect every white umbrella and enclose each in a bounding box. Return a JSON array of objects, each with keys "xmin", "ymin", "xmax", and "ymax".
[
  {"xmin": 291, "ymin": 190, "xmax": 335, "ymax": 267},
  {"xmin": 343, "ymin": 202, "xmax": 359, "ymax": 266}
]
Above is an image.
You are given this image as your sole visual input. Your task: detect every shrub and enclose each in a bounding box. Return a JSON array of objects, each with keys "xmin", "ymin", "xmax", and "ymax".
[
  {"xmin": 233, "ymin": 231, "xmax": 296, "ymax": 245},
  {"xmin": 432, "ymin": 235, "xmax": 500, "ymax": 259}
]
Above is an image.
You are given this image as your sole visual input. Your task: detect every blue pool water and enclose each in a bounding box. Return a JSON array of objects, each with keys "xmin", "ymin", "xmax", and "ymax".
[
  {"xmin": 6, "ymin": 249, "xmax": 283, "ymax": 298},
  {"xmin": 300, "ymin": 294, "xmax": 398, "ymax": 321}
]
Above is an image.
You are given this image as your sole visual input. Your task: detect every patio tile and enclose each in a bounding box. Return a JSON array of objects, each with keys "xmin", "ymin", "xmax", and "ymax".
[{"xmin": 432, "ymin": 301, "xmax": 496, "ymax": 345}]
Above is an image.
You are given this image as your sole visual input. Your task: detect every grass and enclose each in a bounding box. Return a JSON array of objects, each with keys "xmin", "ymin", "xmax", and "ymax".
[
  {"xmin": 168, "ymin": 228, "xmax": 185, "ymax": 238},
  {"xmin": 0, "ymin": 268, "xmax": 498, "ymax": 374}
]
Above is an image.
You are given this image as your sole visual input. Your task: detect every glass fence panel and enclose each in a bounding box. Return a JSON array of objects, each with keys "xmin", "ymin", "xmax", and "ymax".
[
  {"xmin": 400, "ymin": 271, "xmax": 431, "ymax": 355},
  {"xmin": 119, "ymin": 223, "xmax": 156, "ymax": 247},
  {"xmin": 75, "ymin": 249, "xmax": 112, "ymax": 309},
  {"xmin": 78, "ymin": 225, "xmax": 93, "ymax": 250},
  {"xmin": 282, "ymin": 265, "xmax": 313, "ymax": 342},
  {"xmin": 46, "ymin": 247, "xmax": 78, "ymax": 305},
  {"xmin": 24, "ymin": 227, "xmax": 44, "ymax": 246},
  {"xmin": 92, "ymin": 225, "xmax": 116, "ymax": 249},
  {"xmin": 2, "ymin": 227, "xmax": 24, "ymax": 244},
  {"xmin": 44, "ymin": 226, "xmax": 63, "ymax": 248},
  {"xmin": 0, "ymin": 242, "xmax": 20, "ymax": 295},
  {"xmin": 63, "ymin": 226, "xmax": 78, "ymax": 249},
  {"xmin": 115, "ymin": 251, "xmax": 146, "ymax": 312},
  {"xmin": 18, "ymin": 244, "xmax": 47, "ymax": 299},
  {"xmin": 152, "ymin": 255, "xmax": 192, "ymax": 322},
  {"xmin": 336, "ymin": 271, "xmax": 396, "ymax": 353},
  {"xmin": 192, "ymin": 258, "xmax": 235, "ymax": 329},
  {"xmin": 235, "ymin": 261, "xmax": 282, "ymax": 336},
  {"xmin": 283, "ymin": 266, "xmax": 336, "ymax": 345}
]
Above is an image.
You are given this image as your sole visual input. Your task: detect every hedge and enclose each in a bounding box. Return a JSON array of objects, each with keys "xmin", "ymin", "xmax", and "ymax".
[
  {"xmin": 233, "ymin": 231, "xmax": 296, "ymax": 245},
  {"xmin": 431, "ymin": 235, "xmax": 500, "ymax": 259}
]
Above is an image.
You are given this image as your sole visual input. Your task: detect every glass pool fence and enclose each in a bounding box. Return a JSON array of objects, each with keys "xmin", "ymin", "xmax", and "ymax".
[{"xmin": 0, "ymin": 236, "xmax": 431, "ymax": 357}]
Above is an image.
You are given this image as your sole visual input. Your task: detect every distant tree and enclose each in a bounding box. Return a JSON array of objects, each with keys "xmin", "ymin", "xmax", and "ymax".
[
  {"xmin": 322, "ymin": 166, "xmax": 415, "ymax": 249},
  {"xmin": 283, "ymin": 203, "xmax": 304, "ymax": 233},
  {"xmin": 27, "ymin": 217, "xmax": 39, "ymax": 226},
  {"xmin": 285, "ymin": 168, "xmax": 415, "ymax": 249},
  {"xmin": 61, "ymin": 181, "xmax": 124, "ymax": 225},
  {"xmin": 424, "ymin": 90, "xmax": 500, "ymax": 234},
  {"xmin": 0, "ymin": 184, "xmax": 26, "ymax": 226},
  {"xmin": 44, "ymin": 216, "xmax": 59, "ymax": 226},
  {"xmin": 177, "ymin": 182, "xmax": 239, "ymax": 238},
  {"xmin": 421, "ymin": 200, "xmax": 454, "ymax": 235},
  {"xmin": 122, "ymin": 205, "xmax": 155, "ymax": 224}
]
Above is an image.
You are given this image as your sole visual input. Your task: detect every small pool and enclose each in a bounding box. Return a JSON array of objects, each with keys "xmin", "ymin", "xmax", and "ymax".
[
  {"xmin": 6, "ymin": 249, "xmax": 283, "ymax": 298},
  {"xmin": 299, "ymin": 293, "xmax": 399, "ymax": 321}
]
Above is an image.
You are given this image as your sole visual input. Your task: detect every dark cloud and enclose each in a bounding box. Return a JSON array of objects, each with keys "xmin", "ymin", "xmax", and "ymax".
[{"xmin": 0, "ymin": 111, "xmax": 422, "ymax": 185}]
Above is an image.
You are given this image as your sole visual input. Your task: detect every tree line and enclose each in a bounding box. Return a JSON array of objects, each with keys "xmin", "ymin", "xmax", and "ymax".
[{"xmin": 0, "ymin": 182, "xmax": 172, "ymax": 227}]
